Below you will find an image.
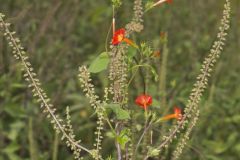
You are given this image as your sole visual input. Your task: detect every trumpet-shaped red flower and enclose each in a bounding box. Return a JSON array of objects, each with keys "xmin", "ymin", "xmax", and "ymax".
[
  {"xmin": 161, "ymin": 106, "xmax": 182, "ymax": 121},
  {"xmin": 135, "ymin": 94, "xmax": 152, "ymax": 110},
  {"xmin": 112, "ymin": 28, "xmax": 125, "ymax": 45},
  {"xmin": 112, "ymin": 28, "xmax": 138, "ymax": 48}
]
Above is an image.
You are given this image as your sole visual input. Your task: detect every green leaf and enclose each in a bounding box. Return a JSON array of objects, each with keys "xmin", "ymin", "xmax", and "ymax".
[
  {"xmin": 106, "ymin": 155, "xmax": 113, "ymax": 160},
  {"xmin": 4, "ymin": 104, "xmax": 25, "ymax": 118},
  {"xmin": 2, "ymin": 142, "xmax": 20, "ymax": 154},
  {"xmin": 105, "ymin": 104, "xmax": 130, "ymax": 120},
  {"xmin": 11, "ymin": 83, "xmax": 26, "ymax": 89},
  {"xmin": 127, "ymin": 47, "xmax": 137, "ymax": 59},
  {"xmin": 145, "ymin": 2, "xmax": 154, "ymax": 12},
  {"xmin": 7, "ymin": 121, "xmax": 25, "ymax": 140},
  {"xmin": 89, "ymin": 52, "xmax": 109, "ymax": 73},
  {"xmin": 117, "ymin": 129, "xmax": 130, "ymax": 149},
  {"xmin": 106, "ymin": 131, "xmax": 115, "ymax": 138},
  {"xmin": 2, "ymin": 141, "xmax": 22, "ymax": 160},
  {"xmin": 150, "ymin": 66, "xmax": 158, "ymax": 81}
]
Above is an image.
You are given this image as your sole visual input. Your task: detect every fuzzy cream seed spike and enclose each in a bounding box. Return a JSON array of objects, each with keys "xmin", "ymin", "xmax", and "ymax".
[
  {"xmin": 0, "ymin": 13, "xmax": 94, "ymax": 160},
  {"xmin": 143, "ymin": 1, "xmax": 231, "ymax": 159}
]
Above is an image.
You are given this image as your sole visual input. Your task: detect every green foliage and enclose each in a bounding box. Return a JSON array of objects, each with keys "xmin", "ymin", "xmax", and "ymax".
[
  {"xmin": 106, "ymin": 104, "xmax": 130, "ymax": 120},
  {"xmin": 89, "ymin": 52, "xmax": 110, "ymax": 73},
  {"xmin": 112, "ymin": 0, "xmax": 122, "ymax": 8},
  {"xmin": 145, "ymin": 1, "xmax": 155, "ymax": 12},
  {"xmin": 117, "ymin": 129, "xmax": 130, "ymax": 149},
  {"xmin": 0, "ymin": 0, "xmax": 239, "ymax": 160}
]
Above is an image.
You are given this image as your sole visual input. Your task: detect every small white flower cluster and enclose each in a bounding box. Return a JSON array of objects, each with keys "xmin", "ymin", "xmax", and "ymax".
[
  {"xmin": 78, "ymin": 66, "xmax": 106, "ymax": 159},
  {"xmin": 144, "ymin": 0, "xmax": 231, "ymax": 159},
  {"xmin": 0, "ymin": 12, "xmax": 92, "ymax": 160},
  {"xmin": 0, "ymin": 0, "xmax": 231, "ymax": 159},
  {"xmin": 172, "ymin": 1, "xmax": 231, "ymax": 159}
]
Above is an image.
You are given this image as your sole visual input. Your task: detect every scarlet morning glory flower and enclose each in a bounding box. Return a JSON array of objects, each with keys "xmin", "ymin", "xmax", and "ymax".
[
  {"xmin": 160, "ymin": 106, "xmax": 182, "ymax": 121},
  {"xmin": 135, "ymin": 94, "xmax": 153, "ymax": 110},
  {"xmin": 112, "ymin": 28, "xmax": 138, "ymax": 48}
]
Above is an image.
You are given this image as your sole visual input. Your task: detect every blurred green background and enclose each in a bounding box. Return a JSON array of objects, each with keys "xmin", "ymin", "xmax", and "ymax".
[{"xmin": 0, "ymin": 0, "xmax": 239, "ymax": 160}]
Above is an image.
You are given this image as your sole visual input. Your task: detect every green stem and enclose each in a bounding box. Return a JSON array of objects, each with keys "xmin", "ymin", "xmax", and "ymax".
[
  {"xmin": 106, "ymin": 116, "xmax": 117, "ymax": 136},
  {"xmin": 28, "ymin": 117, "xmax": 38, "ymax": 160},
  {"xmin": 159, "ymin": 35, "xmax": 169, "ymax": 113},
  {"xmin": 134, "ymin": 116, "xmax": 153, "ymax": 156},
  {"xmin": 127, "ymin": 64, "xmax": 152, "ymax": 89},
  {"xmin": 52, "ymin": 132, "xmax": 59, "ymax": 160}
]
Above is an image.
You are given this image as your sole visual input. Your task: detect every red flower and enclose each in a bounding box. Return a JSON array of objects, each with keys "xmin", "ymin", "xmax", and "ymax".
[
  {"xmin": 112, "ymin": 28, "xmax": 138, "ymax": 48},
  {"xmin": 161, "ymin": 106, "xmax": 182, "ymax": 121},
  {"xmin": 173, "ymin": 107, "xmax": 182, "ymax": 120},
  {"xmin": 112, "ymin": 28, "xmax": 125, "ymax": 45},
  {"xmin": 135, "ymin": 94, "xmax": 152, "ymax": 110}
]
